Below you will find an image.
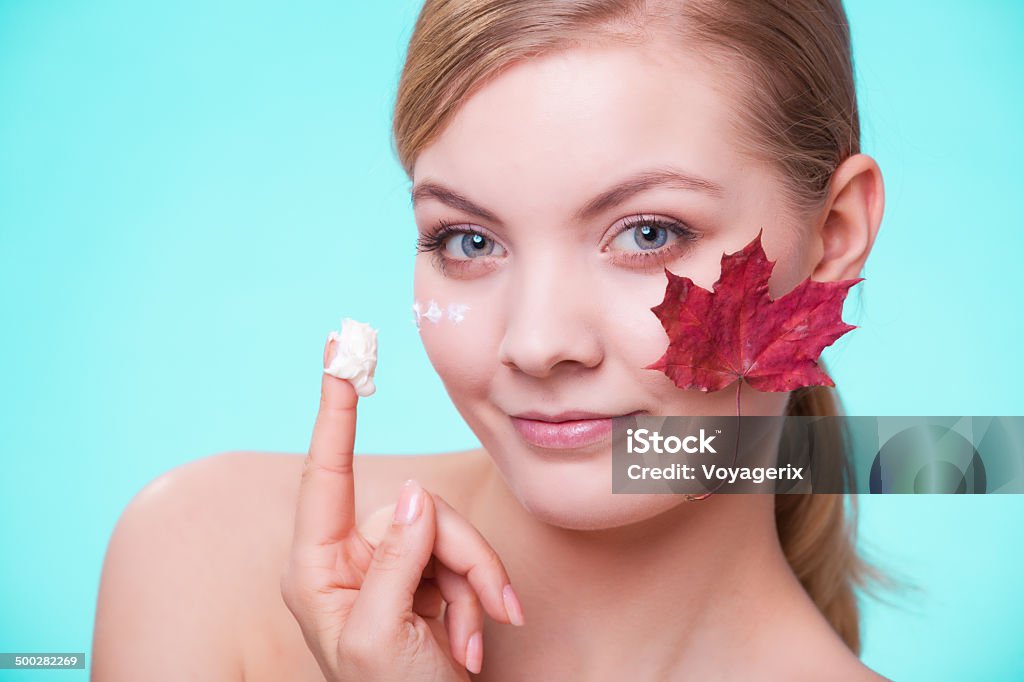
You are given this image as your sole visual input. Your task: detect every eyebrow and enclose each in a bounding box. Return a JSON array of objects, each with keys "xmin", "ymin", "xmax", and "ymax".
[{"xmin": 410, "ymin": 167, "xmax": 726, "ymax": 225}]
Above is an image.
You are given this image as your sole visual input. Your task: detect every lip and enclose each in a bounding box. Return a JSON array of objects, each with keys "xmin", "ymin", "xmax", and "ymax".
[{"xmin": 510, "ymin": 409, "xmax": 643, "ymax": 450}]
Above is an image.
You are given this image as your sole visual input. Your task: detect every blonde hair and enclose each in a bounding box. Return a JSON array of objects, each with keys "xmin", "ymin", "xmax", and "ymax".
[{"xmin": 392, "ymin": 0, "xmax": 871, "ymax": 653}]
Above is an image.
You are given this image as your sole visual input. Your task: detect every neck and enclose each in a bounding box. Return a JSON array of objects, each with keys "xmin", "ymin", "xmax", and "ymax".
[{"xmin": 469, "ymin": 456, "xmax": 810, "ymax": 680}]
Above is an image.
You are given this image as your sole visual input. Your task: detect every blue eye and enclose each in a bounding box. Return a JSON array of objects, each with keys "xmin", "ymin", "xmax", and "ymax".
[
  {"xmin": 414, "ymin": 220, "xmax": 507, "ymax": 277},
  {"xmin": 444, "ymin": 231, "xmax": 502, "ymax": 259},
  {"xmin": 631, "ymin": 223, "xmax": 668, "ymax": 249},
  {"xmin": 608, "ymin": 215, "xmax": 696, "ymax": 254}
]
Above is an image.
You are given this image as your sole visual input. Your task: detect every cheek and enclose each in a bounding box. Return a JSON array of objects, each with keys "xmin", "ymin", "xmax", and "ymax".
[
  {"xmin": 592, "ymin": 273, "xmax": 680, "ymax": 372},
  {"xmin": 412, "ymin": 279, "xmax": 500, "ymax": 398}
]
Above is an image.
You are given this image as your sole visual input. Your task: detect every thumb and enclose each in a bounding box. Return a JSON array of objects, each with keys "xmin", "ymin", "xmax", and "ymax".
[{"xmin": 350, "ymin": 479, "xmax": 436, "ymax": 628}]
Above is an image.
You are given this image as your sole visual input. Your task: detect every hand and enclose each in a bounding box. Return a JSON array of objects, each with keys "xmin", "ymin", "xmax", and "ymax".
[{"xmin": 280, "ymin": 335, "xmax": 525, "ymax": 681}]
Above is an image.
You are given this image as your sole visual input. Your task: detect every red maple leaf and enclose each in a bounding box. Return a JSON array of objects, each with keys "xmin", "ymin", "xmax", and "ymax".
[
  {"xmin": 644, "ymin": 228, "xmax": 863, "ymax": 396},
  {"xmin": 643, "ymin": 229, "xmax": 862, "ymax": 500}
]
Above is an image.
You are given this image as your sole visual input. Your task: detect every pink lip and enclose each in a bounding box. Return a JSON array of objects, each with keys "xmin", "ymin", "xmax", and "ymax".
[{"xmin": 510, "ymin": 410, "xmax": 642, "ymax": 450}]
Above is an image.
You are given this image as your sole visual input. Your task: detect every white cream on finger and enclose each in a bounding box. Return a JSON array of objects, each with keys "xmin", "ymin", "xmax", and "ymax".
[{"xmin": 324, "ymin": 317, "xmax": 378, "ymax": 397}]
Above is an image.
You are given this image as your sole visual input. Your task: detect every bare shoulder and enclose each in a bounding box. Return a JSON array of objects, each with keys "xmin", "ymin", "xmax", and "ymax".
[
  {"xmin": 784, "ymin": 627, "xmax": 892, "ymax": 682},
  {"xmin": 820, "ymin": 658, "xmax": 891, "ymax": 682},
  {"xmin": 812, "ymin": 655, "xmax": 890, "ymax": 682},
  {"xmin": 93, "ymin": 448, "xmax": 491, "ymax": 681},
  {"xmin": 751, "ymin": 577, "xmax": 892, "ymax": 682},
  {"xmin": 92, "ymin": 452, "xmax": 257, "ymax": 680},
  {"xmin": 847, "ymin": 659, "xmax": 891, "ymax": 682},
  {"xmin": 771, "ymin": 639, "xmax": 889, "ymax": 682}
]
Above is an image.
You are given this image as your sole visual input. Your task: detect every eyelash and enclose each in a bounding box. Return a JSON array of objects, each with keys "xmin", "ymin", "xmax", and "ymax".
[
  {"xmin": 415, "ymin": 214, "xmax": 699, "ymax": 276},
  {"xmin": 613, "ymin": 214, "xmax": 700, "ymax": 270}
]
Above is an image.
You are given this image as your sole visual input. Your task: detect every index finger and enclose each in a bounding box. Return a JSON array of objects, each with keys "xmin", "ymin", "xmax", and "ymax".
[{"xmin": 293, "ymin": 335, "xmax": 359, "ymax": 547}]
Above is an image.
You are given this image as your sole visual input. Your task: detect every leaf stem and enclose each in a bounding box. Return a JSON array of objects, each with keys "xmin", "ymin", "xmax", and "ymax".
[
  {"xmin": 686, "ymin": 378, "xmax": 743, "ymax": 502},
  {"xmin": 734, "ymin": 379, "xmax": 741, "ymax": 472}
]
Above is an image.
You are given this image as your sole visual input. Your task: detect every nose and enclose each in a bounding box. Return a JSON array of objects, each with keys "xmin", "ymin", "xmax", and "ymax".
[{"xmin": 497, "ymin": 253, "xmax": 604, "ymax": 378}]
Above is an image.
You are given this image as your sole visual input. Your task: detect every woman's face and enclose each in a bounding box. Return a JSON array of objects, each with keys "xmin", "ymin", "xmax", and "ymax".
[{"xmin": 411, "ymin": 40, "xmax": 818, "ymax": 529}]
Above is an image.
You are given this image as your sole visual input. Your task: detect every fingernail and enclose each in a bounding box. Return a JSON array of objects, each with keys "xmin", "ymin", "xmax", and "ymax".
[
  {"xmin": 502, "ymin": 584, "xmax": 525, "ymax": 626},
  {"xmin": 393, "ymin": 479, "xmax": 422, "ymax": 525},
  {"xmin": 465, "ymin": 631, "xmax": 483, "ymax": 674}
]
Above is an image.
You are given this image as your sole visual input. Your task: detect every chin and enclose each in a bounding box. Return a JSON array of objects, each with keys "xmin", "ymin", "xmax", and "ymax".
[{"xmin": 497, "ymin": 453, "xmax": 687, "ymax": 531}]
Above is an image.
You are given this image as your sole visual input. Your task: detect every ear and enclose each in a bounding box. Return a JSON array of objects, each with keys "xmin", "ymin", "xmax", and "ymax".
[{"xmin": 810, "ymin": 153, "xmax": 885, "ymax": 282}]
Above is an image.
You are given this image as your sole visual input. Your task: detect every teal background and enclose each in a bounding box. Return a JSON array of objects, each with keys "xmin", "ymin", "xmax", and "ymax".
[{"xmin": 1, "ymin": 0, "xmax": 1022, "ymax": 679}]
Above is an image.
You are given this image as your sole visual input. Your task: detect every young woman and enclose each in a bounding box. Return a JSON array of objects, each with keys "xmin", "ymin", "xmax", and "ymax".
[{"xmin": 93, "ymin": 0, "xmax": 888, "ymax": 679}]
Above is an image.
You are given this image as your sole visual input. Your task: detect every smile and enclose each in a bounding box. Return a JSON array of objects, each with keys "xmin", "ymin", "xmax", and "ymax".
[{"xmin": 509, "ymin": 410, "xmax": 643, "ymax": 450}]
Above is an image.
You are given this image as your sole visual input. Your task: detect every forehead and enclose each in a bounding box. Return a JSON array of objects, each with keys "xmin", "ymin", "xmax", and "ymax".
[{"xmin": 412, "ymin": 40, "xmax": 744, "ymax": 211}]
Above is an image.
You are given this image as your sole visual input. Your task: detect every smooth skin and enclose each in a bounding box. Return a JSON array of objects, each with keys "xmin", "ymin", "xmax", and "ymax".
[{"xmin": 93, "ymin": 35, "xmax": 890, "ymax": 681}]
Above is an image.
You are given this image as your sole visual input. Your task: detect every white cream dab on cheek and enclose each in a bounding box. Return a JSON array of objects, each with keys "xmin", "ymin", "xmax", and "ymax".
[
  {"xmin": 447, "ymin": 302, "xmax": 470, "ymax": 324},
  {"xmin": 412, "ymin": 299, "xmax": 471, "ymax": 330},
  {"xmin": 424, "ymin": 299, "xmax": 443, "ymax": 324},
  {"xmin": 411, "ymin": 301, "xmax": 422, "ymax": 330}
]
